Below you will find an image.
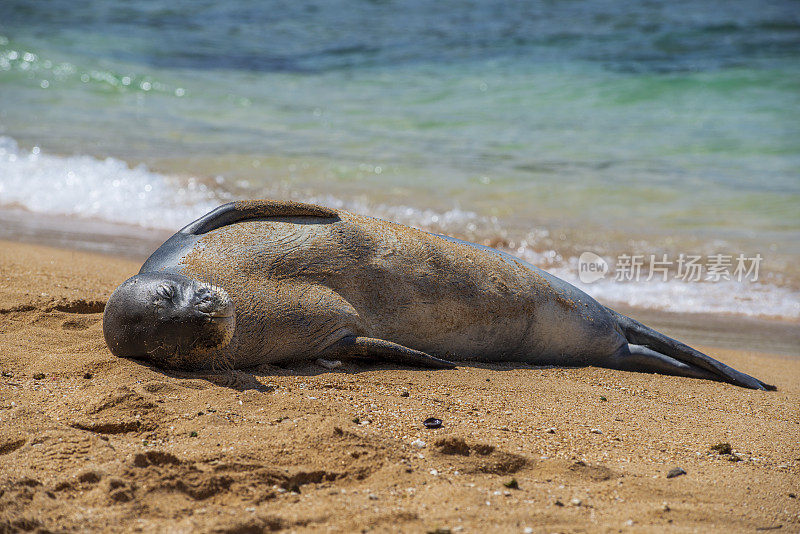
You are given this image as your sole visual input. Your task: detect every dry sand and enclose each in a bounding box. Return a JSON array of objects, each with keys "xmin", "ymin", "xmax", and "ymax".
[{"xmin": 0, "ymin": 239, "xmax": 798, "ymax": 533}]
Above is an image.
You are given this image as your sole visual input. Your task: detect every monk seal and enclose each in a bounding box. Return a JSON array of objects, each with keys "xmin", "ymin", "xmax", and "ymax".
[{"xmin": 103, "ymin": 200, "xmax": 775, "ymax": 390}]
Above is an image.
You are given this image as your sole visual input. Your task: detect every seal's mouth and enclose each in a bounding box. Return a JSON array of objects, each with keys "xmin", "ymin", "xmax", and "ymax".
[
  {"xmin": 147, "ymin": 279, "xmax": 236, "ymax": 368},
  {"xmin": 193, "ymin": 280, "xmax": 232, "ymax": 311},
  {"xmin": 183, "ymin": 281, "xmax": 235, "ymax": 349}
]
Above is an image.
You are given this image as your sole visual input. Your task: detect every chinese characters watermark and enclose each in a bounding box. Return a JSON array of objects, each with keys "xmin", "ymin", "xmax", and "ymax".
[{"xmin": 578, "ymin": 253, "xmax": 762, "ymax": 284}]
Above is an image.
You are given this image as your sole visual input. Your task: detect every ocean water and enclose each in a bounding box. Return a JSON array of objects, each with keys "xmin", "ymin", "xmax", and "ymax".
[{"xmin": 1, "ymin": 0, "xmax": 799, "ymax": 319}]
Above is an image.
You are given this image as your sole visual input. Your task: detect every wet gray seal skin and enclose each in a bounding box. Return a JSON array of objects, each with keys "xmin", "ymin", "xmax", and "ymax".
[{"xmin": 103, "ymin": 200, "xmax": 775, "ymax": 390}]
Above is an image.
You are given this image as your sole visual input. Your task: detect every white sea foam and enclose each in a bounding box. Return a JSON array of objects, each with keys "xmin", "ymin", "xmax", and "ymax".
[
  {"xmin": 303, "ymin": 192, "xmax": 480, "ymax": 232},
  {"xmin": 0, "ymin": 137, "xmax": 797, "ymax": 319},
  {"xmin": 581, "ymin": 271, "xmax": 799, "ymax": 319},
  {"xmin": 0, "ymin": 137, "xmax": 479, "ymax": 233},
  {"xmin": 522, "ymin": 252, "xmax": 800, "ymax": 320},
  {"xmin": 0, "ymin": 136, "xmax": 221, "ymax": 230}
]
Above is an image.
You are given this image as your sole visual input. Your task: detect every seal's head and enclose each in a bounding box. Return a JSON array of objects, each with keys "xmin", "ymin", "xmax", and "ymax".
[{"xmin": 103, "ymin": 272, "xmax": 235, "ymax": 369}]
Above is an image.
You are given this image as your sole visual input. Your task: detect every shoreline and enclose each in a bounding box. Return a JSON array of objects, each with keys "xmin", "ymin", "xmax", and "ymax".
[
  {"xmin": 0, "ymin": 238, "xmax": 798, "ymax": 532},
  {"xmin": 0, "ymin": 207, "xmax": 173, "ymax": 260}
]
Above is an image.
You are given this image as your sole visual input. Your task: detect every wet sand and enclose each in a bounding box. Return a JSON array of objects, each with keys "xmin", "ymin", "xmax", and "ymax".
[{"xmin": 0, "ymin": 239, "xmax": 798, "ymax": 532}]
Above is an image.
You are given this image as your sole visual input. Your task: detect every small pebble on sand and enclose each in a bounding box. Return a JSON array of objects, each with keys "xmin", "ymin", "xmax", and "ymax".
[{"xmin": 666, "ymin": 467, "xmax": 686, "ymax": 479}]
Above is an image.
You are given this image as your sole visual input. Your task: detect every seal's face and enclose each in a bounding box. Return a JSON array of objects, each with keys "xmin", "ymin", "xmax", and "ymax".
[{"xmin": 103, "ymin": 272, "xmax": 235, "ymax": 369}]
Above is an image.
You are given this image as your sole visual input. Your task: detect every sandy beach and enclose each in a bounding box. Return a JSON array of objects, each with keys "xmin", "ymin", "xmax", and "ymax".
[{"xmin": 1, "ymin": 238, "xmax": 798, "ymax": 533}]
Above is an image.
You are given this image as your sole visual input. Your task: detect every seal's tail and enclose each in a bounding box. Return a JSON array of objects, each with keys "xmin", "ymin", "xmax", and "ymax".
[{"xmin": 605, "ymin": 307, "xmax": 776, "ymax": 391}]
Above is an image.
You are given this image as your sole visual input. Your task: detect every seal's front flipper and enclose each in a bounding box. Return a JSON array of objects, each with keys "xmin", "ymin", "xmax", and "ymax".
[
  {"xmin": 180, "ymin": 199, "xmax": 339, "ymax": 235},
  {"xmin": 324, "ymin": 336, "xmax": 456, "ymax": 369},
  {"xmin": 140, "ymin": 200, "xmax": 341, "ymax": 274}
]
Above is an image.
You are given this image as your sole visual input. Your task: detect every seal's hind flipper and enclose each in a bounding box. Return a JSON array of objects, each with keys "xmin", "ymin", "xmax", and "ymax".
[
  {"xmin": 325, "ymin": 336, "xmax": 456, "ymax": 369},
  {"xmin": 180, "ymin": 200, "xmax": 339, "ymax": 235},
  {"xmin": 610, "ymin": 343, "xmax": 723, "ymax": 383},
  {"xmin": 605, "ymin": 307, "xmax": 775, "ymax": 390}
]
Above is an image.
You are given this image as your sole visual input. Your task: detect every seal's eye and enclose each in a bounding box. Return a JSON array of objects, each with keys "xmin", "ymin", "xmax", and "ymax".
[{"xmin": 157, "ymin": 284, "xmax": 175, "ymax": 300}]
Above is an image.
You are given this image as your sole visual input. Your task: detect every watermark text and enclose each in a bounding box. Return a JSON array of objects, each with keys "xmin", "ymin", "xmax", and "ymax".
[{"xmin": 578, "ymin": 253, "xmax": 762, "ymax": 283}]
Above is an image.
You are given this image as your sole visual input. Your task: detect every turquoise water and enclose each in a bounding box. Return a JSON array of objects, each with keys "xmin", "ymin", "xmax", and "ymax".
[{"xmin": 1, "ymin": 0, "xmax": 799, "ymax": 318}]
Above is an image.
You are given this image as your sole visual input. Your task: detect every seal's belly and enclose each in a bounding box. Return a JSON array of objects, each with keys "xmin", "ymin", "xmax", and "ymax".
[
  {"xmin": 324, "ymin": 216, "xmax": 621, "ymax": 363},
  {"xmin": 181, "ymin": 216, "xmax": 623, "ymax": 365}
]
